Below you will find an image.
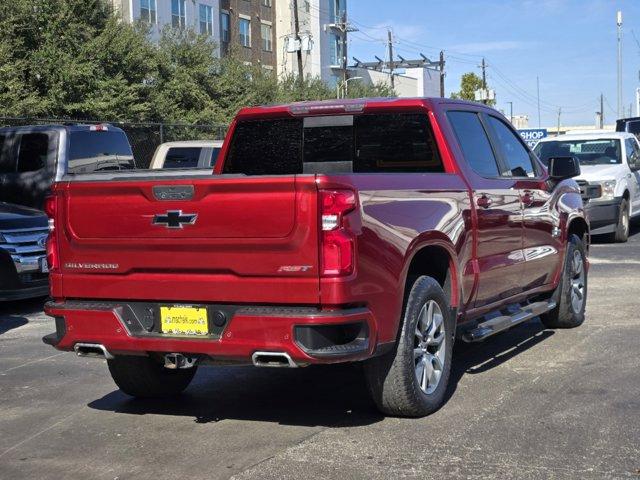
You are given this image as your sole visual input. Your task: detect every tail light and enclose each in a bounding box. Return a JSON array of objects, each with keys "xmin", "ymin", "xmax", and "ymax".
[
  {"xmin": 320, "ymin": 189, "xmax": 357, "ymax": 277},
  {"xmin": 44, "ymin": 195, "xmax": 60, "ymax": 273}
]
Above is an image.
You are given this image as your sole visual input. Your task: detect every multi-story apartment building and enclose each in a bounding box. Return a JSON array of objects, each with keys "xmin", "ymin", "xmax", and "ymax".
[
  {"xmin": 109, "ymin": 0, "xmax": 221, "ymax": 44},
  {"xmin": 275, "ymin": 0, "xmax": 346, "ymax": 86},
  {"xmin": 219, "ymin": 0, "xmax": 277, "ymax": 71}
]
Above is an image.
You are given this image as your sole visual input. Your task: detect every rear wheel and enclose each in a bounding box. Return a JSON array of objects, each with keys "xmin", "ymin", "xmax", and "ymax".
[
  {"xmin": 364, "ymin": 276, "xmax": 453, "ymax": 417},
  {"xmin": 540, "ymin": 234, "xmax": 587, "ymax": 329},
  {"xmin": 107, "ymin": 355, "xmax": 197, "ymax": 398}
]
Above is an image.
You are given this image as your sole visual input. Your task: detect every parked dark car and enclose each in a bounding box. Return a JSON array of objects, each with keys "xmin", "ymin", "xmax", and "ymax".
[
  {"xmin": 0, "ymin": 124, "xmax": 134, "ymax": 209},
  {"xmin": 0, "ymin": 202, "xmax": 49, "ymax": 301}
]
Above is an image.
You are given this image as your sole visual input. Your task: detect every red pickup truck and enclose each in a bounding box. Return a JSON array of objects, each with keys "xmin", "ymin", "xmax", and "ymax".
[{"xmin": 43, "ymin": 98, "xmax": 588, "ymax": 417}]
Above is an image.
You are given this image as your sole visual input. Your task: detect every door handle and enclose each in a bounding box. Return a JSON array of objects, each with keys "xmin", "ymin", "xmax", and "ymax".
[
  {"xmin": 477, "ymin": 194, "xmax": 493, "ymax": 209},
  {"xmin": 521, "ymin": 191, "xmax": 535, "ymax": 207}
]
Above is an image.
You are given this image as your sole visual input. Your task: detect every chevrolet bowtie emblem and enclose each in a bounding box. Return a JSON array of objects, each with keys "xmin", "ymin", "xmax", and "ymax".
[{"xmin": 153, "ymin": 210, "xmax": 198, "ymax": 229}]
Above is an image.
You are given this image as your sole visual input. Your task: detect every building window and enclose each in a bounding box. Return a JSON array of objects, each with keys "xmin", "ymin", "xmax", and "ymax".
[
  {"xmin": 140, "ymin": 0, "xmax": 157, "ymax": 24},
  {"xmin": 239, "ymin": 17, "xmax": 251, "ymax": 47},
  {"xmin": 304, "ymin": 1, "xmax": 310, "ymax": 13},
  {"xmin": 329, "ymin": 33, "xmax": 342, "ymax": 66},
  {"xmin": 262, "ymin": 0, "xmax": 272, "ymax": 6},
  {"xmin": 199, "ymin": 4, "xmax": 213, "ymax": 36},
  {"xmin": 220, "ymin": 11, "xmax": 230, "ymax": 42},
  {"xmin": 261, "ymin": 23, "xmax": 272, "ymax": 51},
  {"xmin": 171, "ymin": 0, "xmax": 186, "ymax": 29},
  {"xmin": 329, "ymin": 0, "xmax": 345, "ymax": 22}
]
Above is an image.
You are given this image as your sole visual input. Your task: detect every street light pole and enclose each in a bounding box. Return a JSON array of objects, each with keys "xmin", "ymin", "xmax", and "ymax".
[
  {"xmin": 341, "ymin": 76, "xmax": 363, "ymax": 99},
  {"xmin": 507, "ymin": 101, "xmax": 513, "ymax": 123},
  {"xmin": 617, "ymin": 10, "xmax": 623, "ymax": 119}
]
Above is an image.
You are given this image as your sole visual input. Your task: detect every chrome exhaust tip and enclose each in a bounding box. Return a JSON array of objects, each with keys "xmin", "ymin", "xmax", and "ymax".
[
  {"xmin": 251, "ymin": 351, "xmax": 297, "ymax": 368},
  {"xmin": 74, "ymin": 343, "xmax": 114, "ymax": 360}
]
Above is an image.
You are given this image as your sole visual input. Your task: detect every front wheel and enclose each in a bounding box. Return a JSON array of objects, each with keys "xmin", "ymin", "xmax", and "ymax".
[
  {"xmin": 364, "ymin": 276, "xmax": 453, "ymax": 417},
  {"xmin": 609, "ymin": 198, "xmax": 629, "ymax": 243},
  {"xmin": 540, "ymin": 234, "xmax": 587, "ymax": 329},
  {"xmin": 107, "ymin": 355, "xmax": 197, "ymax": 398}
]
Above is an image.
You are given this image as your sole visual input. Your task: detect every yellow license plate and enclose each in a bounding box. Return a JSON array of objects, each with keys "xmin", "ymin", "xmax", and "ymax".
[{"xmin": 160, "ymin": 306, "xmax": 209, "ymax": 336}]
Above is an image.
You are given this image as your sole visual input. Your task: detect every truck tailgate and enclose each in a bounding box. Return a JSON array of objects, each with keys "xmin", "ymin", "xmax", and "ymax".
[{"xmin": 55, "ymin": 175, "xmax": 320, "ymax": 304}]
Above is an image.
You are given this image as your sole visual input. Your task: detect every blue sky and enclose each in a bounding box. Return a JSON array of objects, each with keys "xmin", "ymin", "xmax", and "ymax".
[{"xmin": 348, "ymin": 0, "xmax": 640, "ymax": 128}]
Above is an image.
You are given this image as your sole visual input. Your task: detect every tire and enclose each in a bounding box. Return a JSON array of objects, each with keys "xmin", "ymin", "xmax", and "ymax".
[
  {"xmin": 540, "ymin": 234, "xmax": 587, "ymax": 329},
  {"xmin": 107, "ymin": 355, "xmax": 197, "ymax": 398},
  {"xmin": 364, "ymin": 276, "xmax": 454, "ymax": 417},
  {"xmin": 608, "ymin": 198, "xmax": 629, "ymax": 243}
]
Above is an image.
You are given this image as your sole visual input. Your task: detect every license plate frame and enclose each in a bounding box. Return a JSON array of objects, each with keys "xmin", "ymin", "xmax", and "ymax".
[{"xmin": 160, "ymin": 305, "xmax": 209, "ymax": 336}]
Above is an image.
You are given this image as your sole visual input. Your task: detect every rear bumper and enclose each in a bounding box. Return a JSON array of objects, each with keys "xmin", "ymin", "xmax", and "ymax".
[
  {"xmin": 43, "ymin": 301, "xmax": 379, "ymax": 365},
  {"xmin": 586, "ymin": 198, "xmax": 621, "ymax": 235}
]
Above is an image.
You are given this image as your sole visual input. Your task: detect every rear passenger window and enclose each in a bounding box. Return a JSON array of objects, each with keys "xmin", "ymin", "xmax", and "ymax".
[
  {"xmin": 164, "ymin": 147, "xmax": 201, "ymax": 169},
  {"xmin": 17, "ymin": 133, "xmax": 49, "ymax": 172},
  {"xmin": 486, "ymin": 116, "xmax": 537, "ymax": 177},
  {"xmin": 447, "ymin": 111, "xmax": 499, "ymax": 177}
]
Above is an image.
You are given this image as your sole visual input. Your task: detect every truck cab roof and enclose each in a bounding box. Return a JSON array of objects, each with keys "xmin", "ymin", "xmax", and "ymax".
[{"xmin": 235, "ymin": 97, "xmax": 499, "ymax": 120}]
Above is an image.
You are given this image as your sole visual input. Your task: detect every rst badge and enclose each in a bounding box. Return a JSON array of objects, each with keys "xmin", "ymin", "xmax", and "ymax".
[{"xmin": 153, "ymin": 210, "xmax": 198, "ymax": 229}]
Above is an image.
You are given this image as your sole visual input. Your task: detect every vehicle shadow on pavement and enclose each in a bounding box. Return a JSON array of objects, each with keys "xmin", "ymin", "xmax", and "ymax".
[
  {"xmin": 591, "ymin": 222, "xmax": 640, "ymax": 244},
  {"xmin": 0, "ymin": 298, "xmax": 46, "ymax": 334},
  {"xmin": 0, "ymin": 316, "xmax": 29, "ymax": 334},
  {"xmin": 88, "ymin": 320, "xmax": 554, "ymax": 426},
  {"xmin": 445, "ymin": 319, "xmax": 553, "ymax": 404},
  {"xmin": 88, "ymin": 363, "xmax": 385, "ymax": 428}
]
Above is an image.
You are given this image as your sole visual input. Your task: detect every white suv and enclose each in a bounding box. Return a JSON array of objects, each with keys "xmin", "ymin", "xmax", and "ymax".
[{"xmin": 535, "ymin": 132, "xmax": 640, "ymax": 242}]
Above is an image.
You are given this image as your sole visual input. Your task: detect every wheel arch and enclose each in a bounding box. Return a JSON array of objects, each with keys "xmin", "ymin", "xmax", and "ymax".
[
  {"xmin": 567, "ymin": 216, "xmax": 589, "ymax": 245},
  {"xmin": 402, "ymin": 236, "xmax": 461, "ymax": 309}
]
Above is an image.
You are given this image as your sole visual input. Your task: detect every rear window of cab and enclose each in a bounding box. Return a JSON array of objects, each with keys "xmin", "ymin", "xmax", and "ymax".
[{"xmin": 223, "ymin": 113, "xmax": 444, "ymax": 175}]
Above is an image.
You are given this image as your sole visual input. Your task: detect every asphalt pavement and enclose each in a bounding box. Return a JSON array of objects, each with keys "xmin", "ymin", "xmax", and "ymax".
[{"xmin": 1, "ymin": 226, "xmax": 639, "ymax": 480}]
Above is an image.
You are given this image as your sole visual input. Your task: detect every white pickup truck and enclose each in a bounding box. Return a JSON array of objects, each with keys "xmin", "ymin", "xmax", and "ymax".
[
  {"xmin": 535, "ymin": 132, "xmax": 640, "ymax": 242},
  {"xmin": 149, "ymin": 140, "xmax": 223, "ymax": 170}
]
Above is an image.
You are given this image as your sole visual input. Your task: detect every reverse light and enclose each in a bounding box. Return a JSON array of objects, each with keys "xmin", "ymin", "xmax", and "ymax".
[
  {"xmin": 43, "ymin": 195, "xmax": 60, "ymax": 272},
  {"xmin": 320, "ymin": 189, "xmax": 357, "ymax": 277}
]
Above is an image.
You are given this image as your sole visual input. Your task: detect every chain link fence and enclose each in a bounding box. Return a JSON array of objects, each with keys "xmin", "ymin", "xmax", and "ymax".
[{"xmin": 0, "ymin": 117, "xmax": 228, "ymax": 168}]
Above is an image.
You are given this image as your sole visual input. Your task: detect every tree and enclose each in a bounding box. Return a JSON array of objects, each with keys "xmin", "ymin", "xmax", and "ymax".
[
  {"xmin": 0, "ymin": 0, "xmax": 154, "ymax": 119},
  {"xmin": 451, "ymin": 72, "xmax": 495, "ymax": 106},
  {"xmin": 0, "ymin": 0, "xmax": 396, "ymax": 125}
]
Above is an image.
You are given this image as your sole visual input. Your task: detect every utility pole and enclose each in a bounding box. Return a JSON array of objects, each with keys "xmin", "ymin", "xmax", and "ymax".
[
  {"xmin": 387, "ymin": 29, "xmax": 395, "ymax": 89},
  {"xmin": 599, "ymin": 93, "xmax": 604, "ymax": 129},
  {"xmin": 617, "ymin": 10, "xmax": 623, "ymax": 118},
  {"xmin": 329, "ymin": 12, "xmax": 355, "ymax": 98},
  {"xmin": 506, "ymin": 101, "xmax": 513, "ymax": 123},
  {"xmin": 439, "ymin": 51, "xmax": 445, "ymax": 97},
  {"xmin": 340, "ymin": 12, "xmax": 348, "ymax": 95},
  {"xmin": 557, "ymin": 107, "xmax": 562, "ymax": 135},
  {"xmin": 536, "ymin": 76, "xmax": 541, "ymax": 128},
  {"xmin": 292, "ymin": 0, "xmax": 304, "ymax": 82},
  {"xmin": 480, "ymin": 58, "xmax": 487, "ymax": 105}
]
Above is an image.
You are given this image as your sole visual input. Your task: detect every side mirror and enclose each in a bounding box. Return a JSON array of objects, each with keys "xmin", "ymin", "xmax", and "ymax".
[{"xmin": 548, "ymin": 156, "xmax": 580, "ymax": 180}]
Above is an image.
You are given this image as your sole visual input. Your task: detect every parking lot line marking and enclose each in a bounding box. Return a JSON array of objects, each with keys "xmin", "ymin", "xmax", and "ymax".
[
  {"xmin": 0, "ymin": 352, "xmax": 65, "ymax": 375},
  {"xmin": 589, "ymin": 258, "xmax": 640, "ymax": 265},
  {"xmin": 0, "ymin": 409, "xmax": 81, "ymax": 460}
]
